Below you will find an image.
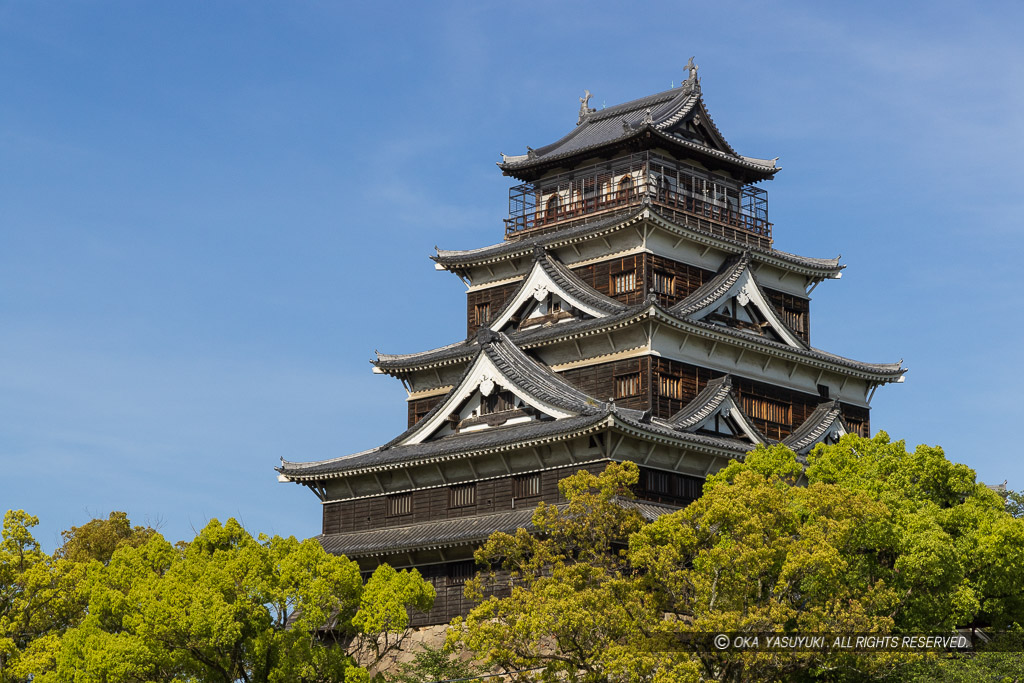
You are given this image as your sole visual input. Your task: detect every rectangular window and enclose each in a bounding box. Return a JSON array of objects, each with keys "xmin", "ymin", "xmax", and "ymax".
[
  {"xmin": 615, "ymin": 373, "xmax": 641, "ymax": 398},
  {"xmin": 446, "ymin": 560, "xmax": 476, "ymax": 587},
  {"xmin": 742, "ymin": 396, "xmax": 791, "ymax": 425},
  {"xmin": 449, "ymin": 483, "xmax": 476, "ymax": 508},
  {"xmin": 658, "ymin": 374, "xmax": 683, "ymax": 400},
  {"xmin": 513, "ymin": 473, "xmax": 541, "ymax": 499},
  {"xmin": 474, "ymin": 302, "xmax": 491, "ymax": 326},
  {"xmin": 611, "ymin": 271, "xmax": 636, "ymax": 295},
  {"xmin": 652, "ymin": 270, "xmax": 675, "ymax": 295},
  {"xmin": 387, "ymin": 493, "xmax": 412, "ymax": 517}
]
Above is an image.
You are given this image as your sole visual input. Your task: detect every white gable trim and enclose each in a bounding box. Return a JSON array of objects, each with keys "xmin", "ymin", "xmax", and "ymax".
[
  {"xmin": 686, "ymin": 393, "xmax": 765, "ymax": 444},
  {"xmin": 686, "ymin": 268, "xmax": 805, "ymax": 349},
  {"xmin": 490, "ymin": 259, "xmax": 610, "ymax": 332},
  {"xmin": 397, "ymin": 351, "xmax": 578, "ymax": 446}
]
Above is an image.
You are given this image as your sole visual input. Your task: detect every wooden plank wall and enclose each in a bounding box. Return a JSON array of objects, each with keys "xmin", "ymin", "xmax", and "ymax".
[
  {"xmin": 764, "ymin": 288, "xmax": 811, "ymax": 343},
  {"xmin": 559, "ymin": 357, "xmax": 838, "ymax": 440},
  {"xmin": 466, "ymin": 281, "xmax": 519, "ymax": 337},
  {"xmin": 322, "ymin": 462, "xmax": 608, "ymax": 535},
  {"xmin": 407, "ymin": 395, "xmax": 445, "ymax": 428}
]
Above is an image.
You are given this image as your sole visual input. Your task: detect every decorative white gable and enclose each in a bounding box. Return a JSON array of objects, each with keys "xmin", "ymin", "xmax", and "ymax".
[
  {"xmin": 682, "ymin": 392, "xmax": 765, "ymax": 444},
  {"xmin": 397, "ymin": 347, "xmax": 580, "ymax": 446},
  {"xmin": 489, "ymin": 258, "xmax": 613, "ymax": 332},
  {"xmin": 685, "ymin": 267, "xmax": 805, "ymax": 349}
]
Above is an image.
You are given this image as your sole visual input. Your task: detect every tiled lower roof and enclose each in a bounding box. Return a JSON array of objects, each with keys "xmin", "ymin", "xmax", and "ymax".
[
  {"xmin": 432, "ymin": 205, "xmax": 842, "ymax": 276},
  {"xmin": 319, "ymin": 498, "xmax": 681, "ymax": 558},
  {"xmin": 319, "ymin": 507, "xmax": 538, "ymax": 558}
]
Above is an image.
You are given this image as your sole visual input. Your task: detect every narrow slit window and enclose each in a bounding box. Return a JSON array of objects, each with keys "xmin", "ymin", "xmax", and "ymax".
[
  {"xmin": 513, "ymin": 473, "xmax": 541, "ymax": 499},
  {"xmin": 742, "ymin": 396, "xmax": 791, "ymax": 425},
  {"xmin": 615, "ymin": 373, "xmax": 641, "ymax": 398},
  {"xmin": 387, "ymin": 493, "xmax": 412, "ymax": 517},
  {"xmin": 658, "ymin": 374, "xmax": 683, "ymax": 400},
  {"xmin": 474, "ymin": 302, "xmax": 491, "ymax": 326},
  {"xmin": 449, "ymin": 483, "xmax": 476, "ymax": 508},
  {"xmin": 612, "ymin": 271, "xmax": 636, "ymax": 294},
  {"xmin": 446, "ymin": 560, "xmax": 476, "ymax": 586},
  {"xmin": 652, "ymin": 270, "xmax": 675, "ymax": 295}
]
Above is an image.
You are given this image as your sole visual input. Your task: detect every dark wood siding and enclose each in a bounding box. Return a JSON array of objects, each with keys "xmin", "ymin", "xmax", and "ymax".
[
  {"xmin": 840, "ymin": 403, "xmax": 871, "ymax": 438},
  {"xmin": 641, "ymin": 254, "xmax": 715, "ymax": 307},
  {"xmin": 321, "ymin": 462, "xmax": 609, "ymax": 536},
  {"xmin": 467, "ymin": 281, "xmax": 519, "ymax": 337},
  {"xmin": 571, "ymin": 254, "xmax": 647, "ymax": 306},
  {"xmin": 407, "ymin": 395, "xmax": 445, "ymax": 428},
  {"xmin": 764, "ymin": 288, "xmax": 811, "ymax": 344},
  {"xmin": 560, "ymin": 356, "xmax": 843, "ymax": 439}
]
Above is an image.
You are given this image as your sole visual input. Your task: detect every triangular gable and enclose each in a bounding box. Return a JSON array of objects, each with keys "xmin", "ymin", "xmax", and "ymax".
[
  {"xmin": 672, "ymin": 254, "xmax": 806, "ymax": 349},
  {"xmin": 490, "ymin": 251, "xmax": 626, "ymax": 333},
  {"xmin": 668, "ymin": 376, "xmax": 766, "ymax": 445},
  {"xmin": 396, "ymin": 332, "xmax": 601, "ymax": 446},
  {"xmin": 658, "ymin": 98, "xmax": 737, "ymax": 157},
  {"xmin": 782, "ymin": 401, "xmax": 847, "ymax": 455}
]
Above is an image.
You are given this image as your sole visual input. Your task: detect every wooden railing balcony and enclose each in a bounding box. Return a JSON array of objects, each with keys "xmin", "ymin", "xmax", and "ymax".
[{"xmin": 504, "ymin": 152, "xmax": 772, "ymax": 248}]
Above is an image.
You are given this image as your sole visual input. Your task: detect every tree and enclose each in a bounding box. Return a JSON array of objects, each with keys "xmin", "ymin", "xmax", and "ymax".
[
  {"xmin": 0, "ymin": 511, "xmax": 88, "ymax": 682},
  {"xmin": 39, "ymin": 517, "xmax": 437, "ymax": 683},
  {"xmin": 457, "ymin": 434, "xmax": 1024, "ymax": 682}
]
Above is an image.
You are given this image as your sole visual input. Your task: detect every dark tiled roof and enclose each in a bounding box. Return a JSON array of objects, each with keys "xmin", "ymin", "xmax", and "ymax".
[
  {"xmin": 280, "ymin": 413, "xmax": 609, "ymax": 480},
  {"xmin": 432, "ymin": 205, "xmax": 842, "ymax": 276},
  {"xmin": 434, "ymin": 208, "xmax": 640, "ymax": 267},
  {"xmin": 667, "ymin": 375, "xmax": 734, "ymax": 430},
  {"xmin": 782, "ymin": 400, "xmax": 843, "ymax": 454},
  {"xmin": 537, "ymin": 252, "xmax": 628, "ymax": 315},
  {"xmin": 319, "ymin": 507, "xmax": 538, "ymax": 558},
  {"xmin": 498, "ymin": 86, "xmax": 777, "ymax": 180},
  {"xmin": 319, "ymin": 497, "xmax": 681, "ymax": 559},
  {"xmin": 481, "ymin": 330, "xmax": 605, "ymax": 416},
  {"xmin": 670, "ymin": 253, "xmax": 747, "ymax": 317}
]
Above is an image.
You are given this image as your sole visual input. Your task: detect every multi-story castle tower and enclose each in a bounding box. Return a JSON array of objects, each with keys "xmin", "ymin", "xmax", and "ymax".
[{"xmin": 278, "ymin": 64, "xmax": 905, "ymax": 626}]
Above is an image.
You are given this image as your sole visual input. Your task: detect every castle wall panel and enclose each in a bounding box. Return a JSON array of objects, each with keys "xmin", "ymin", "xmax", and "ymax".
[
  {"xmin": 408, "ymin": 395, "xmax": 446, "ymax": 428},
  {"xmin": 467, "ymin": 281, "xmax": 520, "ymax": 337}
]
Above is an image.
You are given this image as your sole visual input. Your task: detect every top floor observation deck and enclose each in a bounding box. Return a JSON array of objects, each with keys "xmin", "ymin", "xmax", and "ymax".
[{"xmin": 505, "ymin": 151, "xmax": 771, "ymax": 249}]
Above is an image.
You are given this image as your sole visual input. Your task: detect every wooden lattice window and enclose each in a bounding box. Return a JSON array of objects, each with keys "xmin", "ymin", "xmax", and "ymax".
[
  {"xmin": 612, "ymin": 271, "xmax": 636, "ymax": 294},
  {"xmin": 647, "ymin": 470, "xmax": 671, "ymax": 495},
  {"xmin": 742, "ymin": 396, "xmax": 791, "ymax": 425},
  {"xmin": 652, "ymin": 270, "xmax": 675, "ymax": 295},
  {"xmin": 615, "ymin": 373, "xmax": 641, "ymax": 398},
  {"xmin": 513, "ymin": 473, "xmax": 541, "ymax": 499},
  {"xmin": 449, "ymin": 483, "xmax": 476, "ymax": 508},
  {"xmin": 474, "ymin": 302, "xmax": 491, "ymax": 326},
  {"xmin": 480, "ymin": 390, "xmax": 515, "ymax": 415},
  {"xmin": 658, "ymin": 374, "xmax": 683, "ymax": 400},
  {"xmin": 446, "ymin": 560, "xmax": 476, "ymax": 586},
  {"xmin": 387, "ymin": 493, "xmax": 412, "ymax": 517}
]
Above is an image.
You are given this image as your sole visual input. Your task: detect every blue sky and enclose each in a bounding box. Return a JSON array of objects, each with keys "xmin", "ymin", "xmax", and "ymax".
[{"xmin": 2, "ymin": 1, "xmax": 1022, "ymax": 549}]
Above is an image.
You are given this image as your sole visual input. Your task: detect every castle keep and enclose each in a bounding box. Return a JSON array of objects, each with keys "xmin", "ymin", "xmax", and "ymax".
[{"xmin": 278, "ymin": 64, "xmax": 905, "ymax": 625}]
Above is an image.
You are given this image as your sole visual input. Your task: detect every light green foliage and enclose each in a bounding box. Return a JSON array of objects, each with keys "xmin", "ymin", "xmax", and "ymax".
[
  {"xmin": 0, "ymin": 511, "xmax": 89, "ymax": 682},
  {"xmin": 1, "ymin": 512, "xmax": 435, "ymax": 683},
  {"xmin": 459, "ymin": 435, "xmax": 1024, "ymax": 681},
  {"xmin": 386, "ymin": 642, "xmax": 482, "ymax": 683}
]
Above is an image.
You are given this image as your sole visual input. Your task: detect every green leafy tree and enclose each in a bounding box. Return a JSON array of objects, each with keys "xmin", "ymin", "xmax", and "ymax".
[
  {"xmin": 0, "ymin": 511, "xmax": 89, "ymax": 682},
  {"xmin": 457, "ymin": 435, "xmax": 1024, "ymax": 682},
  {"xmin": 33, "ymin": 517, "xmax": 434, "ymax": 683}
]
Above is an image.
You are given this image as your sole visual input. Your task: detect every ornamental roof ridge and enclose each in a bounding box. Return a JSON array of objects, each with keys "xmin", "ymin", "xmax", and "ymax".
[{"xmin": 667, "ymin": 375, "xmax": 734, "ymax": 429}]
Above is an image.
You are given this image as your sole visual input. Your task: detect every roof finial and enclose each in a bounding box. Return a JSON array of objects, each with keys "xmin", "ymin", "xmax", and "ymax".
[
  {"xmin": 683, "ymin": 56, "xmax": 700, "ymax": 94},
  {"xmin": 577, "ymin": 89, "xmax": 596, "ymax": 125}
]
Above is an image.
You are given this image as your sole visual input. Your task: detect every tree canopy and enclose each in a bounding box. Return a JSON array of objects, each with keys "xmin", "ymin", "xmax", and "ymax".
[
  {"xmin": 455, "ymin": 434, "xmax": 1024, "ymax": 682},
  {"xmin": 0, "ymin": 513, "xmax": 434, "ymax": 683}
]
